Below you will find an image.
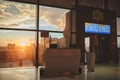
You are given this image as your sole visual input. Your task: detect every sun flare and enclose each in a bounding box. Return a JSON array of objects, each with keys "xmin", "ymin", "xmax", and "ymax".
[{"xmin": 20, "ymin": 41, "xmax": 26, "ymax": 46}]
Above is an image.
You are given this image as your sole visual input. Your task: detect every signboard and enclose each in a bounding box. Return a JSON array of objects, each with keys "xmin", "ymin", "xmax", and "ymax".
[
  {"xmin": 92, "ymin": 10, "xmax": 104, "ymax": 21},
  {"xmin": 41, "ymin": 31, "xmax": 49, "ymax": 37},
  {"xmin": 85, "ymin": 22, "xmax": 110, "ymax": 34}
]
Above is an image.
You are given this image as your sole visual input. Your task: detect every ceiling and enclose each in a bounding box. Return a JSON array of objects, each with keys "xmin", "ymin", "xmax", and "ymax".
[{"xmin": 7, "ymin": 0, "xmax": 120, "ymax": 17}]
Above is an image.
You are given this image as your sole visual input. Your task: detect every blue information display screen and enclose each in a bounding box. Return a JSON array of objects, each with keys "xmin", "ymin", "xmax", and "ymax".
[
  {"xmin": 85, "ymin": 23, "xmax": 98, "ymax": 33},
  {"xmin": 99, "ymin": 24, "xmax": 110, "ymax": 34},
  {"xmin": 85, "ymin": 22, "xmax": 110, "ymax": 34}
]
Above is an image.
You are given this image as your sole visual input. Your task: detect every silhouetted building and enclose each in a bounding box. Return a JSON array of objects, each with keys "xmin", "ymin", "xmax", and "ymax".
[{"xmin": 7, "ymin": 44, "xmax": 15, "ymax": 50}]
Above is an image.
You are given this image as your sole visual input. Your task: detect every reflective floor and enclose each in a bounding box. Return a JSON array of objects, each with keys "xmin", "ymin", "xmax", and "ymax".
[{"xmin": 0, "ymin": 63, "xmax": 120, "ymax": 80}]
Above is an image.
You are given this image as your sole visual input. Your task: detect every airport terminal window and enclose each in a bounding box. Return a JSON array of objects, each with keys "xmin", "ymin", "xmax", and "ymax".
[
  {"xmin": 39, "ymin": 6, "xmax": 69, "ymax": 31},
  {"xmin": 0, "ymin": 0, "xmax": 69, "ymax": 67},
  {"xmin": 0, "ymin": 0, "xmax": 36, "ymax": 29},
  {"xmin": 38, "ymin": 32, "xmax": 65, "ymax": 64},
  {"xmin": 0, "ymin": 1, "xmax": 36, "ymax": 79},
  {"xmin": 39, "ymin": 32, "xmax": 64, "ymax": 49},
  {"xmin": 49, "ymin": 32, "xmax": 65, "ymax": 48},
  {"xmin": 38, "ymin": 6, "xmax": 69, "ymax": 64},
  {"xmin": 0, "ymin": 0, "xmax": 37, "ymax": 68},
  {"xmin": 0, "ymin": 30, "xmax": 36, "ymax": 67}
]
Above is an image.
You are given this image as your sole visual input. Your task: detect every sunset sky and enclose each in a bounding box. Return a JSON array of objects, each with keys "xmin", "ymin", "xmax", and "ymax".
[
  {"xmin": 0, "ymin": 0, "xmax": 69, "ymax": 30},
  {"xmin": 0, "ymin": 0, "xmax": 120, "ymax": 47},
  {"xmin": 0, "ymin": 0, "xmax": 69, "ymax": 46}
]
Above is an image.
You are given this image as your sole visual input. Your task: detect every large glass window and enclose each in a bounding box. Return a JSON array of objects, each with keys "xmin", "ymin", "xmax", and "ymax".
[
  {"xmin": 0, "ymin": 30, "xmax": 36, "ymax": 67},
  {"xmin": 38, "ymin": 32, "xmax": 66, "ymax": 65},
  {"xmin": 39, "ymin": 6, "xmax": 69, "ymax": 31},
  {"xmin": 0, "ymin": 0, "xmax": 36, "ymax": 29},
  {"xmin": 38, "ymin": 6, "xmax": 69, "ymax": 65},
  {"xmin": 0, "ymin": 0, "xmax": 69, "ymax": 80},
  {"xmin": 0, "ymin": 1, "xmax": 37, "ymax": 80},
  {"xmin": 0, "ymin": 0, "xmax": 37, "ymax": 67}
]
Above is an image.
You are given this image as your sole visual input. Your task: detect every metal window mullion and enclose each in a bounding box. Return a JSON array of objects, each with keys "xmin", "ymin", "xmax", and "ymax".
[{"xmin": 35, "ymin": 0, "xmax": 39, "ymax": 80}]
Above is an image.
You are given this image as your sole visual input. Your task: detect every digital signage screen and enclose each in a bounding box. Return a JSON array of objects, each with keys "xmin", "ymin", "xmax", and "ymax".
[
  {"xmin": 85, "ymin": 23, "xmax": 98, "ymax": 33},
  {"xmin": 98, "ymin": 24, "xmax": 110, "ymax": 34},
  {"xmin": 85, "ymin": 22, "xmax": 110, "ymax": 34}
]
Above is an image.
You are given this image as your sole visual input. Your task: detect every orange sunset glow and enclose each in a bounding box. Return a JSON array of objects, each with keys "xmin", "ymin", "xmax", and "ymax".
[{"xmin": 20, "ymin": 41, "xmax": 27, "ymax": 47}]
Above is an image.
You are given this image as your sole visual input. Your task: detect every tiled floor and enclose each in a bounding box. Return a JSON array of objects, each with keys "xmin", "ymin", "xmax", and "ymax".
[
  {"xmin": 0, "ymin": 63, "xmax": 120, "ymax": 80},
  {"xmin": 41, "ymin": 63, "xmax": 120, "ymax": 80}
]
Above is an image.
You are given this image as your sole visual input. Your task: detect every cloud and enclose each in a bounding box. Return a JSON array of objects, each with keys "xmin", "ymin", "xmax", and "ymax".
[
  {"xmin": 40, "ymin": 6, "xmax": 69, "ymax": 30},
  {"xmin": 0, "ymin": 1, "xmax": 34, "ymax": 26},
  {"xmin": 0, "ymin": 1, "xmax": 69, "ymax": 30},
  {"xmin": 5, "ymin": 5, "xmax": 21, "ymax": 15}
]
